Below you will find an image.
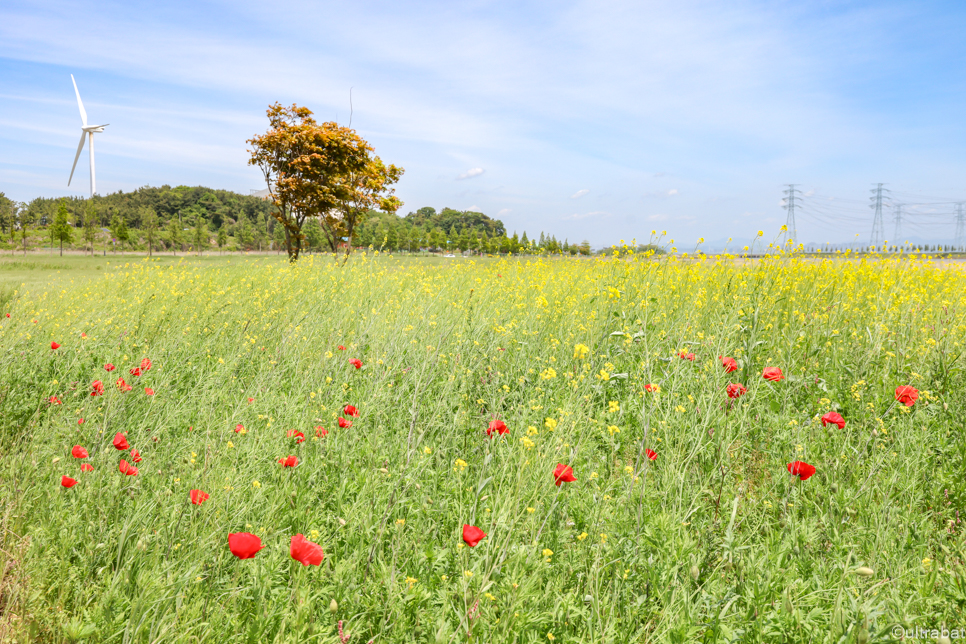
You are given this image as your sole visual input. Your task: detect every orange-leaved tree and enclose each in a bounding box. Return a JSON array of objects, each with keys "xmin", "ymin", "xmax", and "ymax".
[{"xmin": 247, "ymin": 103, "xmax": 403, "ymax": 263}]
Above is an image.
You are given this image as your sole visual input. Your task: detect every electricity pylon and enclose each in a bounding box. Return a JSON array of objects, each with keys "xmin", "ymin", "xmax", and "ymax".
[
  {"xmin": 956, "ymin": 202, "xmax": 965, "ymax": 251},
  {"xmin": 869, "ymin": 183, "xmax": 888, "ymax": 250},
  {"xmin": 782, "ymin": 184, "xmax": 801, "ymax": 246}
]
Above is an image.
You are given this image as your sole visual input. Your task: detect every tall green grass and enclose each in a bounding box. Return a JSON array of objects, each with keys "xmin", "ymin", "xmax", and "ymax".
[{"xmin": 1, "ymin": 253, "xmax": 965, "ymax": 643}]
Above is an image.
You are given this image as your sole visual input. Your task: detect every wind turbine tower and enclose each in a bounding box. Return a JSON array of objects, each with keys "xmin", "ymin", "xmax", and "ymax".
[{"xmin": 67, "ymin": 75, "xmax": 109, "ymax": 198}]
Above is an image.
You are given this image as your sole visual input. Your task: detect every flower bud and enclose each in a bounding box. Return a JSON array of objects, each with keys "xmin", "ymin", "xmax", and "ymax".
[
  {"xmin": 329, "ymin": 599, "xmax": 338, "ymax": 614},
  {"xmin": 855, "ymin": 567, "xmax": 874, "ymax": 577}
]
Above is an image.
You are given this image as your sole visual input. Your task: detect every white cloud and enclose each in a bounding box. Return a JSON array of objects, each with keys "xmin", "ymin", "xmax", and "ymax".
[
  {"xmin": 457, "ymin": 167, "xmax": 485, "ymax": 180},
  {"xmin": 497, "ymin": 208, "xmax": 511, "ymax": 216},
  {"xmin": 563, "ymin": 210, "xmax": 609, "ymax": 220},
  {"xmin": 643, "ymin": 189, "xmax": 679, "ymax": 199},
  {"xmin": 648, "ymin": 213, "xmax": 668, "ymax": 221},
  {"xmin": 466, "ymin": 204, "xmax": 480, "ymax": 211},
  {"xmin": 570, "ymin": 189, "xmax": 589, "ymax": 198}
]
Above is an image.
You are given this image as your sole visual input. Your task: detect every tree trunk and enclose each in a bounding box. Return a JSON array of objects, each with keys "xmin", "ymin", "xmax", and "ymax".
[{"xmin": 60, "ymin": 239, "xmax": 63, "ymax": 256}]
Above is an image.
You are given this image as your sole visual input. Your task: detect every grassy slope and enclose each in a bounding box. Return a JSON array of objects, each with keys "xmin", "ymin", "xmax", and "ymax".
[{"xmin": 1, "ymin": 253, "xmax": 965, "ymax": 643}]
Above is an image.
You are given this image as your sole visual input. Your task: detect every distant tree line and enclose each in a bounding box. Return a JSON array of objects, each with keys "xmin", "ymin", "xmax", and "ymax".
[{"xmin": 0, "ymin": 188, "xmax": 594, "ymax": 256}]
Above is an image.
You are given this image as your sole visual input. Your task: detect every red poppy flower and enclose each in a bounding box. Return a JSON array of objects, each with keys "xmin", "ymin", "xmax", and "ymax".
[
  {"xmin": 80, "ymin": 332, "xmax": 87, "ymax": 338},
  {"xmin": 678, "ymin": 351, "xmax": 696, "ymax": 361},
  {"xmin": 315, "ymin": 426, "xmax": 328, "ymax": 437},
  {"xmin": 116, "ymin": 377, "xmax": 132, "ymax": 392},
  {"xmin": 51, "ymin": 341, "xmax": 60, "ymax": 350},
  {"xmin": 462, "ymin": 524, "xmax": 487, "ymax": 547},
  {"xmin": 71, "ymin": 445, "xmax": 89, "ymax": 459},
  {"xmin": 228, "ymin": 532, "xmax": 263, "ymax": 559},
  {"xmin": 337, "ymin": 345, "xmax": 346, "ymax": 351},
  {"xmin": 762, "ymin": 367, "xmax": 785, "ymax": 382},
  {"xmin": 140, "ymin": 357, "xmax": 152, "ymax": 371},
  {"xmin": 553, "ymin": 463, "xmax": 577, "ymax": 486},
  {"xmin": 719, "ymin": 356, "xmax": 738, "ymax": 373},
  {"xmin": 130, "ymin": 367, "xmax": 142, "ymax": 377},
  {"xmin": 278, "ymin": 455, "xmax": 298, "ymax": 468},
  {"xmin": 821, "ymin": 412, "xmax": 845, "ymax": 429},
  {"xmin": 49, "ymin": 395, "xmax": 62, "ymax": 405},
  {"xmin": 726, "ymin": 383, "xmax": 747, "ymax": 399},
  {"xmin": 338, "ymin": 417, "xmax": 352, "ymax": 429},
  {"xmin": 190, "ymin": 489, "xmax": 210, "ymax": 505},
  {"xmin": 113, "ymin": 432, "xmax": 130, "ymax": 451},
  {"xmin": 91, "ymin": 380, "xmax": 105, "ymax": 397},
  {"xmin": 787, "ymin": 461, "xmax": 815, "ymax": 481},
  {"xmin": 644, "ymin": 383, "xmax": 659, "ymax": 392},
  {"xmin": 349, "ymin": 358, "xmax": 363, "ymax": 369},
  {"xmin": 486, "ymin": 419, "xmax": 509, "ymax": 438},
  {"xmin": 144, "ymin": 387, "xmax": 154, "ymax": 396},
  {"xmin": 131, "ymin": 449, "xmax": 142, "ymax": 463},
  {"xmin": 248, "ymin": 397, "xmax": 254, "ymax": 403},
  {"xmin": 343, "ymin": 404, "xmax": 359, "ymax": 417},
  {"xmin": 104, "ymin": 363, "xmax": 115, "ymax": 372},
  {"xmin": 80, "ymin": 463, "xmax": 94, "ymax": 473},
  {"xmin": 61, "ymin": 476, "xmax": 77, "ymax": 488},
  {"xmin": 286, "ymin": 429, "xmax": 306, "ymax": 444},
  {"xmin": 895, "ymin": 386, "xmax": 918, "ymax": 407},
  {"xmin": 290, "ymin": 534, "xmax": 325, "ymax": 566},
  {"xmin": 234, "ymin": 424, "xmax": 245, "ymax": 433},
  {"xmin": 78, "ymin": 418, "xmax": 84, "ymax": 425},
  {"xmin": 118, "ymin": 459, "xmax": 138, "ymax": 476},
  {"xmin": 645, "ymin": 449, "xmax": 658, "ymax": 461}
]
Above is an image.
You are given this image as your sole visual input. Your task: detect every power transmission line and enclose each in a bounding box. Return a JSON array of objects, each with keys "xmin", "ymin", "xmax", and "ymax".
[
  {"xmin": 782, "ymin": 184, "xmax": 800, "ymax": 244},
  {"xmin": 892, "ymin": 203, "xmax": 902, "ymax": 245}
]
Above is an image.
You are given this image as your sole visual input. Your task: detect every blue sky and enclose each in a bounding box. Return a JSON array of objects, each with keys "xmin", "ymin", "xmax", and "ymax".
[{"xmin": 2, "ymin": 0, "xmax": 966, "ymax": 247}]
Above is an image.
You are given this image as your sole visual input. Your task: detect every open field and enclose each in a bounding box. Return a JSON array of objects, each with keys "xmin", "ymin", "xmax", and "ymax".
[{"xmin": 1, "ymin": 252, "xmax": 965, "ymax": 643}]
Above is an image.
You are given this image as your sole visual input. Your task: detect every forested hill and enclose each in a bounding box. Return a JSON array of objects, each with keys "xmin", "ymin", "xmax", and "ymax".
[
  {"xmin": 0, "ymin": 186, "xmax": 591, "ymax": 254},
  {"xmin": 12, "ymin": 185, "xmax": 273, "ymax": 231}
]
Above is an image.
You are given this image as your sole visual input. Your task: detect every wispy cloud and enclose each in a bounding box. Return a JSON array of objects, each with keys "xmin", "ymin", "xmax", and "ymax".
[
  {"xmin": 643, "ymin": 189, "xmax": 679, "ymax": 199},
  {"xmin": 457, "ymin": 168, "xmax": 485, "ymax": 180},
  {"xmin": 563, "ymin": 211, "xmax": 609, "ymax": 221},
  {"xmin": 570, "ymin": 189, "xmax": 589, "ymax": 198}
]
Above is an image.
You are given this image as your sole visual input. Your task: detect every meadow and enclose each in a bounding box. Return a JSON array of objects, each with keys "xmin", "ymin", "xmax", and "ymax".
[{"xmin": 1, "ymin": 250, "xmax": 965, "ymax": 643}]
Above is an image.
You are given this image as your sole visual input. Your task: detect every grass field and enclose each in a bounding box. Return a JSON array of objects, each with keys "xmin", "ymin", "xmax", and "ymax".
[{"xmin": 1, "ymin": 250, "xmax": 965, "ymax": 643}]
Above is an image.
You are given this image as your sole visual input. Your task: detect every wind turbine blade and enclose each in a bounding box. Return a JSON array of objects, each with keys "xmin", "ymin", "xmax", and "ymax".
[
  {"xmin": 68, "ymin": 130, "xmax": 86, "ymax": 186},
  {"xmin": 71, "ymin": 74, "xmax": 88, "ymax": 127}
]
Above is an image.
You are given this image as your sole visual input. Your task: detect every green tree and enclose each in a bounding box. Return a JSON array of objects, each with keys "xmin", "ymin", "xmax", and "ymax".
[
  {"xmin": 142, "ymin": 207, "xmax": 159, "ymax": 257},
  {"xmin": 51, "ymin": 200, "xmax": 74, "ymax": 256},
  {"xmin": 193, "ymin": 216, "xmax": 208, "ymax": 255},
  {"xmin": 248, "ymin": 103, "xmax": 404, "ymax": 263},
  {"xmin": 167, "ymin": 218, "xmax": 183, "ymax": 255},
  {"xmin": 272, "ymin": 222, "xmax": 285, "ymax": 253},
  {"xmin": 0, "ymin": 192, "xmax": 12, "ymax": 239},
  {"xmin": 109, "ymin": 212, "xmax": 129, "ymax": 253},
  {"xmin": 18, "ymin": 202, "xmax": 34, "ymax": 255},
  {"xmin": 304, "ymin": 219, "xmax": 324, "ymax": 251},
  {"xmin": 83, "ymin": 200, "xmax": 98, "ymax": 255},
  {"xmin": 239, "ymin": 220, "xmax": 254, "ymax": 250},
  {"xmin": 217, "ymin": 227, "xmax": 228, "ymax": 254}
]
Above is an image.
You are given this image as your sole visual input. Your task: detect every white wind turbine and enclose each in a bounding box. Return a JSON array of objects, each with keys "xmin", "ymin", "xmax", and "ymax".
[{"xmin": 68, "ymin": 74, "xmax": 109, "ymax": 197}]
